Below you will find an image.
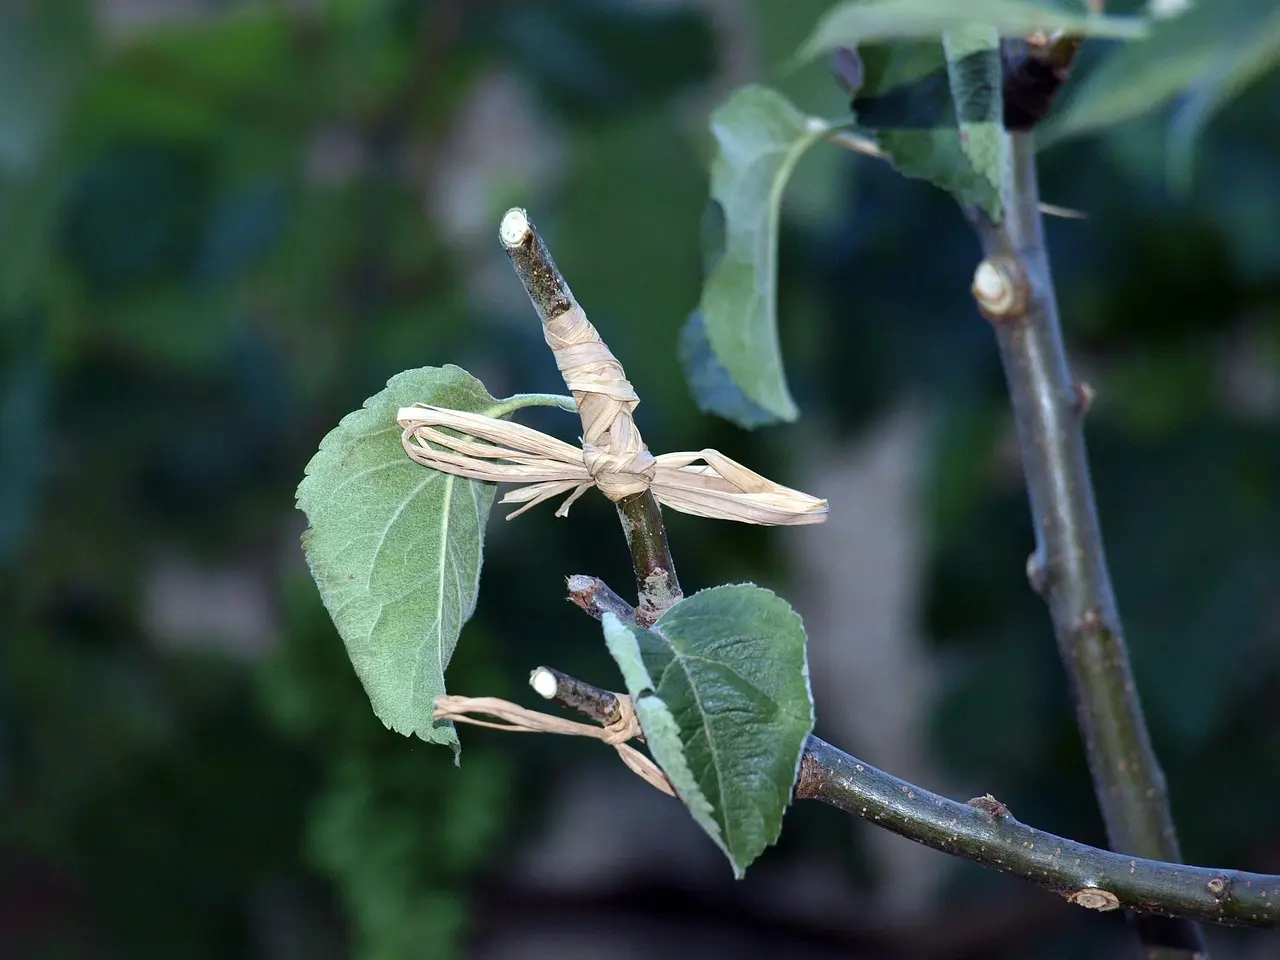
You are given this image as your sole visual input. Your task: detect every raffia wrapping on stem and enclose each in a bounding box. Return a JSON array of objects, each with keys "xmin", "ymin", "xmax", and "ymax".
[
  {"xmin": 397, "ymin": 302, "xmax": 828, "ymax": 525},
  {"xmin": 433, "ymin": 693, "xmax": 675, "ymax": 797},
  {"xmin": 543, "ymin": 303, "xmax": 655, "ymax": 502}
]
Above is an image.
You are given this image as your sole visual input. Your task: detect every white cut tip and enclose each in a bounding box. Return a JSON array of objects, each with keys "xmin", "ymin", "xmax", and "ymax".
[
  {"xmin": 973, "ymin": 261, "xmax": 1005, "ymax": 303},
  {"xmin": 500, "ymin": 207, "xmax": 531, "ymax": 248},
  {"xmin": 530, "ymin": 666, "xmax": 558, "ymax": 699},
  {"xmin": 971, "ymin": 256, "xmax": 1028, "ymax": 321}
]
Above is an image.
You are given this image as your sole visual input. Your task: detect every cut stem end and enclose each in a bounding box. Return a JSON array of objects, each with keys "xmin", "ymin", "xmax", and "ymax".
[
  {"xmin": 500, "ymin": 207, "xmax": 532, "ymax": 249},
  {"xmin": 530, "ymin": 666, "xmax": 559, "ymax": 700}
]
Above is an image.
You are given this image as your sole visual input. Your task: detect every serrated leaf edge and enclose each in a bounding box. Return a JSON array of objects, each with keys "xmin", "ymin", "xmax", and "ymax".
[
  {"xmin": 602, "ymin": 613, "xmax": 730, "ymax": 861},
  {"xmin": 296, "ymin": 366, "xmax": 561, "ymax": 759},
  {"xmin": 602, "ymin": 584, "xmax": 816, "ymax": 877}
]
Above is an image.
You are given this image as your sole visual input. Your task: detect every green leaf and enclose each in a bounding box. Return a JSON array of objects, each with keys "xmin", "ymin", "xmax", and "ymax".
[
  {"xmin": 678, "ymin": 310, "xmax": 777, "ymax": 429},
  {"xmin": 747, "ymin": 0, "xmax": 858, "ymax": 220},
  {"xmin": 796, "ymin": 0, "xmax": 1146, "ymax": 63},
  {"xmin": 942, "ymin": 27, "xmax": 1005, "ymax": 220},
  {"xmin": 1166, "ymin": 9, "xmax": 1280, "ymax": 191},
  {"xmin": 851, "ymin": 42, "xmax": 1003, "ymax": 214},
  {"xmin": 601, "ymin": 584, "xmax": 815, "ymax": 877},
  {"xmin": 297, "ymin": 365, "xmax": 509, "ymax": 757},
  {"xmin": 1045, "ymin": 0, "xmax": 1276, "ymax": 146},
  {"xmin": 697, "ymin": 85, "xmax": 830, "ymax": 425}
]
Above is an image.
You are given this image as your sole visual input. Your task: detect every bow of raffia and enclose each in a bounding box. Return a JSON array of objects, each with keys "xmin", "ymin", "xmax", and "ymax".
[{"xmin": 396, "ymin": 285, "xmax": 828, "ymax": 526}]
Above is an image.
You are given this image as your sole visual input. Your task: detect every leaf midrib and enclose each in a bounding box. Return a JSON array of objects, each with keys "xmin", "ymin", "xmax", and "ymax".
[
  {"xmin": 655, "ymin": 631, "xmax": 812, "ymax": 855},
  {"xmin": 409, "ymin": 469, "xmax": 454, "ymax": 720},
  {"xmin": 656, "ymin": 628, "xmax": 736, "ymax": 858}
]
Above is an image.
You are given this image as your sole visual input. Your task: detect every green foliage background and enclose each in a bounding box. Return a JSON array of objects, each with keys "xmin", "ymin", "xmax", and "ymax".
[{"xmin": 3, "ymin": 1, "xmax": 1280, "ymax": 958}]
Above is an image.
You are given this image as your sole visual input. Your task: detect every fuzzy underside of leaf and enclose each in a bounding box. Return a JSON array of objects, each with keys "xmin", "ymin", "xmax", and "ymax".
[{"xmin": 297, "ymin": 365, "xmax": 509, "ymax": 759}]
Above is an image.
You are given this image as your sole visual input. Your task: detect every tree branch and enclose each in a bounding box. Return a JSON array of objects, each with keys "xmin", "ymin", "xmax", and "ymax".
[
  {"xmin": 501, "ymin": 214, "xmax": 682, "ymax": 625},
  {"xmin": 566, "ymin": 574, "xmax": 636, "ymax": 623},
  {"xmin": 566, "ymin": 575, "xmax": 638, "ymax": 627},
  {"xmin": 530, "ymin": 664, "xmax": 622, "ymax": 727},
  {"xmin": 613, "ymin": 491, "xmax": 682, "ymax": 624},
  {"xmin": 969, "ymin": 133, "xmax": 1205, "ymax": 956},
  {"xmin": 539, "ymin": 596, "xmax": 1280, "ymax": 933},
  {"xmin": 797, "ymin": 737, "xmax": 1278, "ymax": 931}
]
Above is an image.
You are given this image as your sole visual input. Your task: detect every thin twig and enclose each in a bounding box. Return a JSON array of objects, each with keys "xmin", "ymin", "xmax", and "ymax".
[
  {"xmin": 614, "ymin": 491, "xmax": 682, "ymax": 624},
  {"xmin": 969, "ymin": 133, "xmax": 1205, "ymax": 956},
  {"xmin": 530, "ymin": 665, "xmax": 622, "ymax": 727},
  {"xmin": 526, "ymin": 629, "xmax": 1280, "ymax": 931},
  {"xmin": 566, "ymin": 574, "xmax": 637, "ymax": 623},
  {"xmin": 500, "ymin": 214, "xmax": 682, "ymax": 624},
  {"xmin": 798, "ymin": 737, "xmax": 1278, "ymax": 930}
]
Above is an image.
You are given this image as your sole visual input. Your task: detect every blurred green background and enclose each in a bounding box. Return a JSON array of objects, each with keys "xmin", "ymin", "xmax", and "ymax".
[{"xmin": 3, "ymin": 1, "xmax": 1279, "ymax": 958}]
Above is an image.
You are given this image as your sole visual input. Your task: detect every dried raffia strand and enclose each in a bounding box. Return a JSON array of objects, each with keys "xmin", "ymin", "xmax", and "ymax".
[
  {"xmin": 433, "ymin": 693, "xmax": 675, "ymax": 797},
  {"xmin": 398, "ymin": 404, "xmax": 828, "ymax": 524},
  {"xmin": 542, "ymin": 303, "xmax": 654, "ymax": 501},
  {"xmin": 396, "ymin": 208, "xmax": 828, "ymax": 527}
]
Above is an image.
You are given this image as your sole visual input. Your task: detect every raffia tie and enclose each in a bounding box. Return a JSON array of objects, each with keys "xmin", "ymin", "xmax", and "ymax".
[
  {"xmin": 546, "ymin": 304, "xmax": 655, "ymax": 501},
  {"xmin": 433, "ymin": 693, "xmax": 675, "ymax": 797},
  {"xmin": 398, "ymin": 304, "xmax": 828, "ymax": 526}
]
